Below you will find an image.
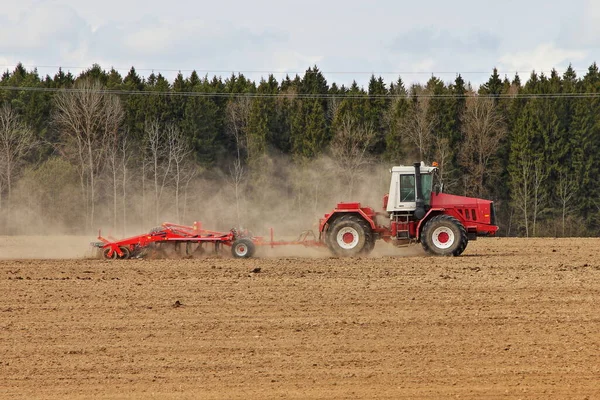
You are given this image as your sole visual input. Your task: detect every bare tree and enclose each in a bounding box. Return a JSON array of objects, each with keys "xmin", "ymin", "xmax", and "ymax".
[
  {"xmin": 510, "ymin": 156, "xmax": 532, "ymax": 237},
  {"xmin": 106, "ymin": 130, "xmax": 130, "ymax": 233},
  {"xmin": 327, "ymin": 96, "xmax": 342, "ymax": 124},
  {"xmin": 119, "ymin": 134, "xmax": 133, "ymax": 235},
  {"xmin": 225, "ymin": 97, "xmax": 252, "ymax": 162},
  {"xmin": 459, "ymin": 96, "xmax": 507, "ymax": 197},
  {"xmin": 0, "ymin": 103, "xmax": 38, "ymax": 211},
  {"xmin": 531, "ymin": 161, "xmax": 547, "ymax": 237},
  {"xmin": 433, "ymin": 136, "xmax": 459, "ymax": 191},
  {"xmin": 330, "ymin": 116, "xmax": 376, "ymax": 198},
  {"xmin": 227, "ymin": 158, "xmax": 246, "ymax": 227},
  {"xmin": 143, "ymin": 120, "xmax": 193, "ymax": 224},
  {"xmin": 556, "ymin": 171, "xmax": 576, "ymax": 236},
  {"xmin": 398, "ymin": 89, "xmax": 436, "ymax": 161},
  {"xmin": 53, "ymin": 79, "xmax": 123, "ymax": 229},
  {"xmin": 166, "ymin": 124, "xmax": 193, "ymax": 222},
  {"xmin": 225, "ymin": 97, "xmax": 252, "ymax": 224},
  {"xmin": 0, "ymin": 167, "xmax": 4, "ymax": 211},
  {"xmin": 145, "ymin": 119, "xmax": 172, "ymax": 225}
]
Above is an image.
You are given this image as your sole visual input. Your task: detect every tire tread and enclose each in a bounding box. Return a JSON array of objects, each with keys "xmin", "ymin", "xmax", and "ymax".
[
  {"xmin": 421, "ymin": 214, "xmax": 468, "ymax": 256},
  {"xmin": 327, "ymin": 214, "xmax": 373, "ymax": 257}
]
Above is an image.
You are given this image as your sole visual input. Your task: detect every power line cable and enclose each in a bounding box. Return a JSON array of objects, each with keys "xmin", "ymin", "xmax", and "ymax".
[
  {"xmin": 1, "ymin": 85, "xmax": 599, "ymax": 99},
  {"xmin": 0, "ymin": 64, "xmax": 592, "ymax": 77}
]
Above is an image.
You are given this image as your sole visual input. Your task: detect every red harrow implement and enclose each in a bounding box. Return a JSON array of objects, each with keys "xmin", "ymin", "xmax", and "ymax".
[{"xmin": 92, "ymin": 222, "xmax": 324, "ymax": 259}]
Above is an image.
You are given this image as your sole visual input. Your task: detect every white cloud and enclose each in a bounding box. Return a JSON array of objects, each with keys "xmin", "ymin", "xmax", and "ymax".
[
  {"xmin": 0, "ymin": 3, "xmax": 88, "ymax": 50},
  {"xmin": 271, "ymin": 51, "xmax": 323, "ymax": 74},
  {"xmin": 411, "ymin": 58, "xmax": 436, "ymax": 73},
  {"xmin": 390, "ymin": 27, "xmax": 500, "ymax": 54},
  {"xmin": 498, "ymin": 43, "xmax": 587, "ymax": 74},
  {"xmin": 0, "ymin": 0, "xmax": 596, "ymax": 87},
  {"xmin": 123, "ymin": 24, "xmax": 178, "ymax": 55}
]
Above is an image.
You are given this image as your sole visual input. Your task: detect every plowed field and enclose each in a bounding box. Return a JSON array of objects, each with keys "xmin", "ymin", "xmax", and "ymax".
[{"xmin": 1, "ymin": 237, "xmax": 600, "ymax": 399}]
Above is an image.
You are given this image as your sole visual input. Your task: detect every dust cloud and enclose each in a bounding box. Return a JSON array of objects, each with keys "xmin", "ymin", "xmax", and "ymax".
[{"xmin": 0, "ymin": 155, "xmax": 422, "ymax": 259}]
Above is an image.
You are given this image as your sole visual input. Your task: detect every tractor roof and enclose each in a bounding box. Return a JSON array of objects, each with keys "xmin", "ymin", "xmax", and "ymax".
[{"xmin": 390, "ymin": 163, "xmax": 437, "ymax": 174}]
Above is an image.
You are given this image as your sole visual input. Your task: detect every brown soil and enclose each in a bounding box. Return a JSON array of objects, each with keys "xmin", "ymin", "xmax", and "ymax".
[{"xmin": 1, "ymin": 237, "xmax": 599, "ymax": 399}]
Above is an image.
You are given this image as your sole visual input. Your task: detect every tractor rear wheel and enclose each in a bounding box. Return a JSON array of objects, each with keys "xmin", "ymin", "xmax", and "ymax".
[
  {"xmin": 362, "ymin": 236, "xmax": 376, "ymax": 256},
  {"xmin": 421, "ymin": 215, "xmax": 468, "ymax": 256},
  {"xmin": 231, "ymin": 238, "xmax": 256, "ymax": 259},
  {"xmin": 327, "ymin": 214, "xmax": 372, "ymax": 257}
]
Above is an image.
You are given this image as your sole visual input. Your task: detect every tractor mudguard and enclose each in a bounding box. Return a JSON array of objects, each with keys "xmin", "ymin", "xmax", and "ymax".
[
  {"xmin": 320, "ymin": 207, "xmax": 377, "ymax": 234},
  {"xmin": 415, "ymin": 208, "xmax": 446, "ymax": 240}
]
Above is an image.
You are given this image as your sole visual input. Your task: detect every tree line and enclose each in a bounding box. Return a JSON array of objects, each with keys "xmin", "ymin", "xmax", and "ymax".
[{"xmin": 0, "ymin": 62, "xmax": 599, "ymax": 237}]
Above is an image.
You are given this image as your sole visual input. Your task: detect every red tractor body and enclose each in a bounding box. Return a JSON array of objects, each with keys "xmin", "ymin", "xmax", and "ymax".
[{"xmin": 319, "ymin": 163, "xmax": 498, "ymax": 256}]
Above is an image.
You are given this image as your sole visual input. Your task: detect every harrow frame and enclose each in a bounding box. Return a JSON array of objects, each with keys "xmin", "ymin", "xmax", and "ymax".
[{"xmin": 93, "ymin": 221, "xmax": 324, "ymax": 259}]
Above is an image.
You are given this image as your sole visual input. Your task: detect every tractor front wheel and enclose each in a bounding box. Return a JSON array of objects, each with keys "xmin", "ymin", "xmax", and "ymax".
[
  {"xmin": 421, "ymin": 215, "xmax": 468, "ymax": 256},
  {"xmin": 327, "ymin": 214, "xmax": 372, "ymax": 257},
  {"xmin": 231, "ymin": 238, "xmax": 256, "ymax": 259}
]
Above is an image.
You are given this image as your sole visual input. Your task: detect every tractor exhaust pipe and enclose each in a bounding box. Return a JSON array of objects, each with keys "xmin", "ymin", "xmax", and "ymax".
[{"xmin": 414, "ymin": 162, "xmax": 426, "ymax": 220}]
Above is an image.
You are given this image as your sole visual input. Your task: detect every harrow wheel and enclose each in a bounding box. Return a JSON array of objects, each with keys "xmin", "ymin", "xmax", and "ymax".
[
  {"xmin": 231, "ymin": 238, "xmax": 256, "ymax": 259},
  {"xmin": 421, "ymin": 215, "xmax": 468, "ymax": 256},
  {"xmin": 118, "ymin": 246, "xmax": 131, "ymax": 259},
  {"xmin": 102, "ymin": 248, "xmax": 117, "ymax": 260}
]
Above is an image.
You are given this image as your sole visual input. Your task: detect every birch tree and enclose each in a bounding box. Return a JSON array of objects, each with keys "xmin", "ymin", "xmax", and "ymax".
[
  {"xmin": 0, "ymin": 103, "xmax": 38, "ymax": 211},
  {"xmin": 225, "ymin": 97, "xmax": 252, "ymax": 225},
  {"xmin": 555, "ymin": 171, "xmax": 576, "ymax": 236},
  {"xmin": 510, "ymin": 156, "xmax": 532, "ymax": 237},
  {"xmin": 399, "ymin": 88, "xmax": 435, "ymax": 161},
  {"xmin": 459, "ymin": 96, "xmax": 507, "ymax": 197},
  {"xmin": 330, "ymin": 116, "xmax": 375, "ymax": 198},
  {"xmin": 145, "ymin": 119, "xmax": 172, "ymax": 224},
  {"xmin": 166, "ymin": 124, "xmax": 193, "ymax": 222},
  {"xmin": 53, "ymin": 79, "xmax": 123, "ymax": 229}
]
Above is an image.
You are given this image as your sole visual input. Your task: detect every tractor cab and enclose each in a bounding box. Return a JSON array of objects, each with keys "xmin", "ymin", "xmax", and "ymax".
[{"xmin": 386, "ymin": 162, "xmax": 437, "ymax": 215}]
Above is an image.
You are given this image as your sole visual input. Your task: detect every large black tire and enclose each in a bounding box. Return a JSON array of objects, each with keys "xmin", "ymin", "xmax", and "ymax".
[
  {"xmin": 327, "ymin": 214, "xmax": 373, "ymax": 257},
  {"xmin": 421, "ymin": 215, "xmax": 468, "ymax": 256},
  {"xmin": 231, "ymin": 238, "xmax": 256, "ymax": 259},
  {"xmin": 362, "ymin": 235, "xmax": 376, "ymax": 256}
]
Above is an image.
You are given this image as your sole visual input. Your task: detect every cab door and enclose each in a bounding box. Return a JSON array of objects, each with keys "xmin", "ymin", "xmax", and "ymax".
[{"xmin": 395, "ymin": 174, "xmax": 417, "ymax": 210}]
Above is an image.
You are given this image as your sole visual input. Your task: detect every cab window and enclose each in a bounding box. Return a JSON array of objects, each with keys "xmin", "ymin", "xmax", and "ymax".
[
  {"xmin": 399, "ymin": 175, "xmax": 415, "ymax": 202},
  {"xmin": 421, "ymin": 174, "xmax": 432, "ymax": 206}
]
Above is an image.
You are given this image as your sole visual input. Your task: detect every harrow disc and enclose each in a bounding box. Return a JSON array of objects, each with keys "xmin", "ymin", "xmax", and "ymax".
[
  {"xmin": 102, "ymin": 248, "xmax": 117, "ymax": 260},
  {"xmin": 118, "ymin": 246, "xmax": 131, "ymax": 259}
]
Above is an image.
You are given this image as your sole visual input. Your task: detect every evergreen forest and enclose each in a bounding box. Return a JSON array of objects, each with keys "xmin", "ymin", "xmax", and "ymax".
[{"xmin": 1, "ymin": 62, "xmax": 599, "ymax": 237}]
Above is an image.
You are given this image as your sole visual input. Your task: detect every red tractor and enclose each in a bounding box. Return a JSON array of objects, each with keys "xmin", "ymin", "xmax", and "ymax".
[{"xmin": 319, "ymin": 162, "xmax": 498, "ymax": 256}]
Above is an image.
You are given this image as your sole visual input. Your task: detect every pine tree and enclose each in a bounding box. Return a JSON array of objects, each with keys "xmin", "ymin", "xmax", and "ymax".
[
  {"xmin": 77, "ymin": 64, "xmax": 109, "ymax": 85},
  {"xmin": 570, "ymin": 63, "xmax": 600, "ymax": 226},
  {"xmin": 121, "ymin": 67, "xmax": 146, "ymax": 145},
  {"xmin": 479, "ymin": 67, "xmax": 503, "ymax": 102},
  {"xmin": 171, "ymin": 72, "xmax": 187, "ymax": 122},
  {"xmin": 247, "ymin": 75, "xmax": 278, "ymax": 165},
  {"xmin": 367, "ymin": 75, "xmax": 389, "ymax": 155},
  {"xmin": 289, "ymin": 66, "xmax": 330, "ymax": 158},
  {"xmin": 384, "ymin": 77, "xmax": 409, "ymax": 162},
  {"xmin": 143, "ymin": 72, "xmax": 172, "ymax": 123},
  {"xmin": 106, "ymin": 68, "xmax": 123, "ymax": 89},
  {"xmin": 182, "ymin": 76, "xmax": 225, "ymax": 165}
]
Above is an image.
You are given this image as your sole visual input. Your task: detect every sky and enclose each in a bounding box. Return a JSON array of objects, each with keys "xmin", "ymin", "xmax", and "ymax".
[{"xmin": 1, "ymin": 0, "xmax": 599, "ymax": 88}]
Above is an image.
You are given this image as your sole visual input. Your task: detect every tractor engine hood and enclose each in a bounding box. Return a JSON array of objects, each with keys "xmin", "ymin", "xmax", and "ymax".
[{"xmin": 430, "ymin": 192, "xmax": 497, "ymax": 227}]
